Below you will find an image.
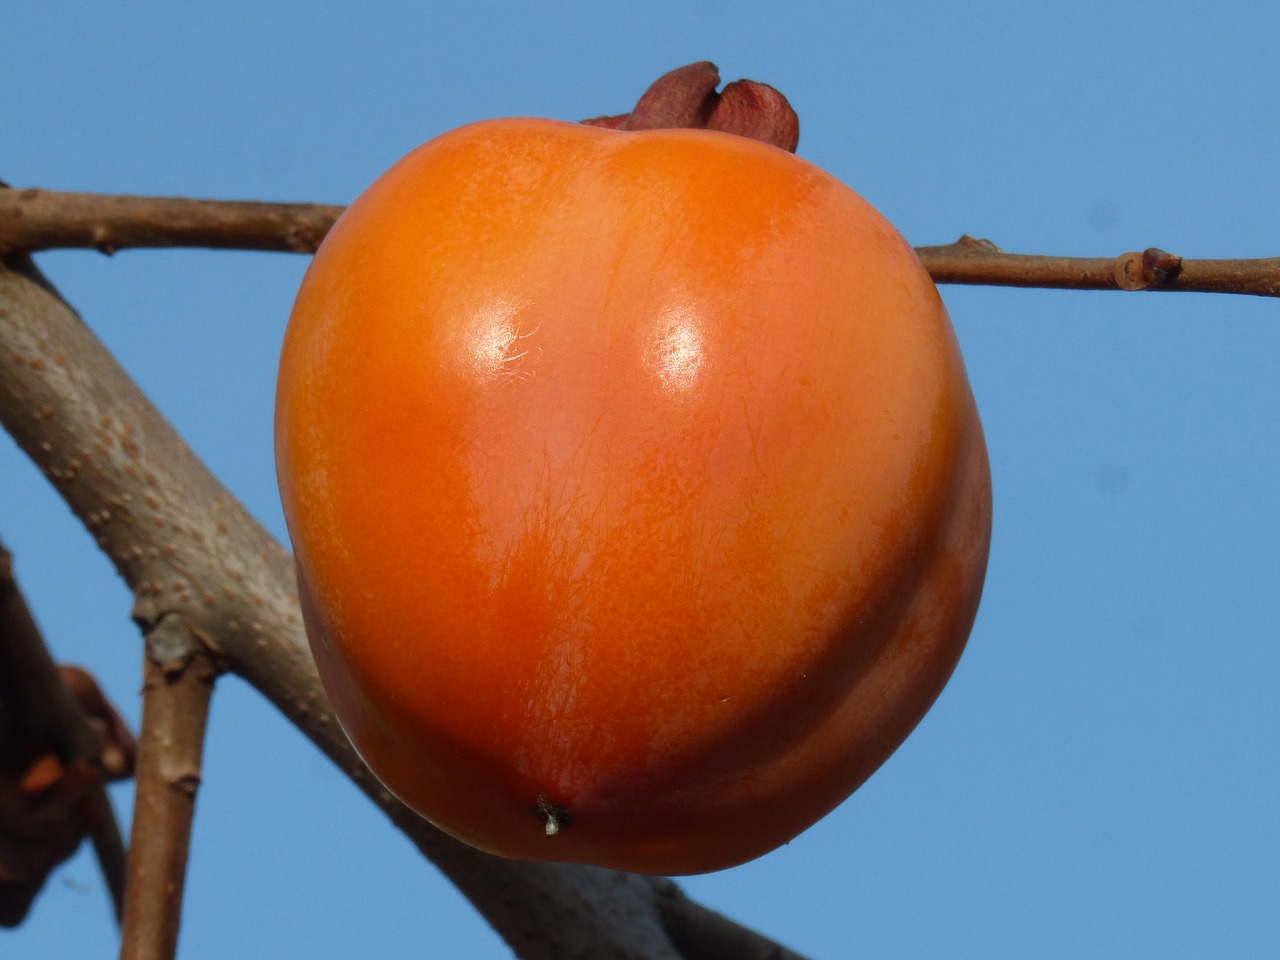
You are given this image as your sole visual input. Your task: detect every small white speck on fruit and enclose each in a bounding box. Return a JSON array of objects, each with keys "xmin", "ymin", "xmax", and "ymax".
[{"xmin": 536, "ymin": 794, "xmax": 565, "ymax": 838}]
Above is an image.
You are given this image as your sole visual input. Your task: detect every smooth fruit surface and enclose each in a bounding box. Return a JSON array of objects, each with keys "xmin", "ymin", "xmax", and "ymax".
[{"xmin": 275, "ymin": 117, "xmax": 992, "ymax": 874}]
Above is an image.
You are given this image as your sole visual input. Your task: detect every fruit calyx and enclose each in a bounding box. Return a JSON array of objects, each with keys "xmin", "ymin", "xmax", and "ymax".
[{"xmin": 582, "ymin": 61, "xmax": 800, "ymax": 153}]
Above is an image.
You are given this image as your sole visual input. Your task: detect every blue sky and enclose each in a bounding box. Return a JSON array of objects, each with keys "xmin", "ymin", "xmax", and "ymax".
[{"xmin": 4, "ymin": 1, "xmax": 1277, "ymax": 957}]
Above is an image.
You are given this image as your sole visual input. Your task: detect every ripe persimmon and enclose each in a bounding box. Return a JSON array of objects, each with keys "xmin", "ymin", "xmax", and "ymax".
[{"xmin": 275, "ymin": 114, "xmax": 991, "ymax": 874}]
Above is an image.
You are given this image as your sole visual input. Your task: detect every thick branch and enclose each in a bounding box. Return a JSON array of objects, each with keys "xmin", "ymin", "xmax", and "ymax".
[
  {"xmin": 120, "ymin": 631, "xmax": 215, "ymax": 960},
  {"xmin": 653, "ymin": 881, "xmax": 810, "ymax": 960},
  {"xmin": 3, "ymin": 189, "xmax": 1278, "ymax": 297},
  {"xmin": 0, "ymin": 255, "xmax": 803, "ymax": 959}
]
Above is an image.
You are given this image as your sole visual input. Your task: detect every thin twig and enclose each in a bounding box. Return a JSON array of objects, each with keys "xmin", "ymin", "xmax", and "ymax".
[
  {"xmin": 119, "ymin": 623, "xmax": 216, "ymax": 960},
  {"xmin": 0, "ymin": 538, "xmax": 130, "ymax": 924},
  {"xmin": 2, "ymin": 189, "xmax": 1277, "ymax": 297},
  {"xmin": 90, "ymin": 797, "xmax": 129, "ymax": 922},
  {"xmin": 916, "ymin": 235, "xmax": 1280, "ymax": 297},
  {"xmin": 0, "ymin": 188, "xmax": 341, "ymax": 256}
]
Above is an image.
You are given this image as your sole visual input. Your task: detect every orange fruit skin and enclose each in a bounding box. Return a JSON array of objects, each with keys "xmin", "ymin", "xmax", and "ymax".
[{"xmin": 275, "ymin": 117, "xmax": 992, "ymax": 875}]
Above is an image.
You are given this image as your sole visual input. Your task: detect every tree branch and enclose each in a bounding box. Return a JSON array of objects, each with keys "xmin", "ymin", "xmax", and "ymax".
[
  {"xmin": 0, "ymin": 539, "xmax": 130, "ymax": 925},
  {"xmin": 0, "ymin": 189, "xmax": 341, "ymax": 256},
  {"xmin": 119, "ymin": 628, "xmax": 215, "ymax": 960},
  {"xmin": 0, "ymin": 254, "xmax": 805, "ymax": 959},
  {"xmin": 3, "ymin": 188, "xmax": 1277, "ymax": 297},
  {"xmin": 916, "ymin": 235, "xmax": 1280, "ymax": 297}
]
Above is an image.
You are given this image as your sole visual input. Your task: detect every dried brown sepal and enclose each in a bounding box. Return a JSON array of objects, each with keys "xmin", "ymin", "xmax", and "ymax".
[
  {"xmin": 582, "ymin": 61, "xmax": 800, "ymax": 153},
  {"xmin": 620, "ymin": 61, "xmax": 721, "ymax": 131},
  {"xmin": 706, "ymin": 79, "xmax": 800, "ymax": 154},
  {"xmin": 579, "ymin": 113, "xmax": 629, "ymax": 131}
]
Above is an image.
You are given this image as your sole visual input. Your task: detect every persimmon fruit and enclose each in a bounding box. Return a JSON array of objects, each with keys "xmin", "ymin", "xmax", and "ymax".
[{"xmin": 275, "ymin": 114, "xmax": 992, "ymax": 875}]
